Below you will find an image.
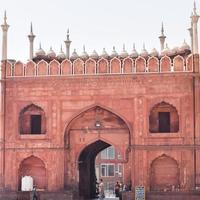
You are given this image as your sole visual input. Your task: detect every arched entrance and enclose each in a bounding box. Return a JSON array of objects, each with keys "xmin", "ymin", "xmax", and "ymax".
[
  {"xmin": 78, "ymin": 140, "xmax": 110, "ymax": 199},
  {"xmin": 64, "ymin": 105, "xmax": 131, "ymax": 199}
]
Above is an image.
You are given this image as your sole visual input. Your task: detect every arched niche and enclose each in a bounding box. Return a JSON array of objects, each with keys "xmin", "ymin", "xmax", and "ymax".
[
  {"xmin": 19, "ymin": 104, "xmax": 46, "ymax": 135},
  {"xmin": 122, "ymin": 57, "xmax": 134, "ymax": 74},
  {"xmin": 61, "ymin": 59, "xmax": 72, "ymax": 75},
  {"xmin": 186, "ymin": 54, "xmax": 193, "ymax": 71},
  {"xmin": 173, "ymin": 55, "xmax": 185, "ymax": 72},
  {"xmin": 25, "ymin": 60, "xmax": 36, "ymax": 76},
  {"xmin": 110, "ymin": 57, "xmax": 121, "ymax": 74},
  {"xmin": 18, "ymin": 156, "xmax": 47, "ymax": 191},
  {"xmin": 37, "ymin": 60, "xmax": 48, "ymax": 76},
  {"xmin": 85, "ymin": 58, "xmax": 96, "ymax": 74},
  {"xmin": 147, "ymin": 57, "xmax": 159, "ymax": 72},
  {"xmin": 97, "ymin": 58, "xmax": 109, "ymax": 74},
  {"xmin": 150, "ymin": 155, "xmax": 180, "ymax": 191},
  {"xmin": 14, "ymin": 61, "xmax": 24, "ymax": 76},
  {"xmin": 5, "ymin": 61, "xmax": 13, "ymax": 77},
  {"xmin": 73, "ymin": 58, "xmax": 85, "ymax": 75},
  {"xmin": 149, "ymin": 101, "xmax": 179, "ymax": 133},
  {"xmin": 135, "ymin": 56, "xmax": 146, "ymax": 72},
  {"xmin": 160, "ymin": 56, "xmax": 171, "ymax": 72},
  {"xmin": 49, "ymin": 59, "xmax": 60, "ymax": 75}
]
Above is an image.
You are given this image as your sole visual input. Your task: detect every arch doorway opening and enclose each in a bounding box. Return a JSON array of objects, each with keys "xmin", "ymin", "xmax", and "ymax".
[
  {"xmin": 78, "ymin": 140, "xmax": 110, "ymax": 199},
  {"xmin": 65, "ymin": 105, "xmax": 131, "ymax": 199}
]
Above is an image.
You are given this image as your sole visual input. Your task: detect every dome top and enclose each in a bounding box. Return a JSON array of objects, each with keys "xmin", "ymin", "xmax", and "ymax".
[
  {"xmin": 161, "ymin": 44, "xmax": 170, "ymax": 56},
  {"xmin": 47, "ymin": 46, "xmax": 56, "ymax": 58},
  {"xmin": 140, "ymin": 44, "xmax": 148, "ymax": 57},
  {"xmin": 90, "ymin": 50, "xmax": 99, "ymax": 59},
  {"xmin": 100, "ymin": 48, "xmax": 109, "ymax": 58},
  {"xmin": 120, "ymin": 44, "xmax": 129, "ymax": 58},
  {"xmin": 35, "ymin": 43, "xmax": 46, "ymax": 57},
  {"xmin": 70, "ymin": 49, "xmax": 79, "ymax": 60},
  {"xmin": 110, "ymin": 46, "xmax": 118, "ymax": 58},
  {"xmin": 179, "ymin": 40, "xmax": 190, "ymax": 52},
  {"xmin": 150, "ymin": 48, "xmax": 159, "ymax": 57},
  {"xmin": 168, "ymin": 46, "xmax": 179, "ymax": 56},
  {"xmin": 80, "ymin": 45, "xmax": 89, "ymax": 60},
  {"xmin": 57, "ymin": 46, "xmax": 66, "ymax": 59},
  {"xmin": 130, "ymin": 44, "xmax": 139, "ymax": 58}
]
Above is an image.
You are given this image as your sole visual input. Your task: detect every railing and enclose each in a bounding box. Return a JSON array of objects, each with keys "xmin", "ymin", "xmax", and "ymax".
[{"xmin": 4, "ymin": 54, "xmax": 193, "ymax": 78}]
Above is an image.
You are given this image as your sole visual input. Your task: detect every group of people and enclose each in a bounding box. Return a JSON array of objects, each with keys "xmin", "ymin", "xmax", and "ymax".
[
  {"xmin": 115, "ymin": 181, "xmax": 131, "ymax": 198},
  {"xmin": 96, "ymin": 179, "xmax": 132, "ymax": 199}
]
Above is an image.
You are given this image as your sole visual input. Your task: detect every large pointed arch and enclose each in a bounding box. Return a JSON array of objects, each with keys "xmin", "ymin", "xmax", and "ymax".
[
  {"xmin": 63, "ymin": 104, "xmax": 132, "ymax": 198},
  {"xmin": 64, "ymin": 103, "xmax": 132, "ymax": 147}
]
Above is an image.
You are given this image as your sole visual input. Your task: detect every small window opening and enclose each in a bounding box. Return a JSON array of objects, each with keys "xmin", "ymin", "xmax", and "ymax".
[
  {"xmin": 158, "ymin": 112, "xmax": 170, "ymax": 132},
  {"xmin": 31, "ymin": 115, "xmax": 41, "ymax": 134}
]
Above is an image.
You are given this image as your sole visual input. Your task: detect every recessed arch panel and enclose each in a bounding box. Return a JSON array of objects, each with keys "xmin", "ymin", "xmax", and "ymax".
[
  {"xmin": 18, "ymin": 156, "xmax": 47, "ymax": 190},
  {"xmin": 85, "ymin": 58, "xmax": 96, "ymax": 74},
  {"xmin": 61, "ymin": 59, "xmax": 72, "ymax": 75},
  {"xmin": 14, "ymin": 61, "xmax": 24, "ymax": 76},
  {"xmin": 150, "ymin": 155, "xmax": 180, "ymax": 191},
  {"xmin": 173, "ymin": 55, "xmax": 185, "ymax": 72},
  {"xmin": 186, "ymin": 54, "xmax": 193, "ymax": 71},
  {"xmin": 135, "ymin": 56, "xmax": 146, "ymax": 72},
  {"xmin": 160, "ymin": 56, "xmax": 171, "ymax": 72},
  {"xmin": 5, "ymin": 61, "xmax": 13, "ymax": 77},
  {"xmin": 97, "ymin": 58, "xmax": 109, "ymax": 74},
  {"xmin": 148, "ymin": 57, "xmax": 159, "ymax": 72},
  {"xmin": 25, "ymin": 60, "xmax": 36, "ymax": 76},
  {"xmin": 37, "ymin": 60, "xmax": 48, "ymax": 76},
  {"xmin": 110, "ymin": 57, "xmax": 121, "ymax": 74},
  {"xmin": 19, "ymin": 104, "xmax": 46, "ymax": 134},
  {"xmin": 73, "ymin": 58, "xmax": 85, "ymax": 75},
  {"xmin": 49, "ymin": 59, "xmax": 60, "ymax": 75},
  {"xmin": 123, "ymin": 57, "xmax": 134, "ymax": 73},
  {"xmin": 149, "ymin": 101, "xmax": 179, "ymax": 133}
]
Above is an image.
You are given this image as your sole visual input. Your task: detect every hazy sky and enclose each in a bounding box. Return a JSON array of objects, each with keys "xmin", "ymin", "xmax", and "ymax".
[{"xmin": 0, "ymin": 0, "xmax": 198, "ymax": 61}]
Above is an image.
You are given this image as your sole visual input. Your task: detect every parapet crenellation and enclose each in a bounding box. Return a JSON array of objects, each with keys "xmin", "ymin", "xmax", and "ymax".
[{"xmin": 3, "ymin": 54, "xmax": 194, "ymax": 78}]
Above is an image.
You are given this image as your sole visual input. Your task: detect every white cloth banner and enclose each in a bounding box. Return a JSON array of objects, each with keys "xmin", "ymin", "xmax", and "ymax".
[{"xmin": 21, "ymin": 176, "xmax": 33, "ymax": 191}]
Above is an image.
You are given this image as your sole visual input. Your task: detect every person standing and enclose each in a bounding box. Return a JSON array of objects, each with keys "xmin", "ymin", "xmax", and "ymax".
[
  {"xmin": 32, "ymin": 185, "xmax": 38, "ymax": 200},
  {"xmin": 99, "ymin": 179, "xmax": 105, "ymax": 200},
  {"xmin": 115, "ymin": 181, "xmax": 120, "ymax": 197}
]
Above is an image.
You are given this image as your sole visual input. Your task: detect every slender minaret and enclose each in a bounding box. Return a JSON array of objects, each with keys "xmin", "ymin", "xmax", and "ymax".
[
  {"xmin": 0, "ymin": 11, "xmax": 8, "ymax": 190},
  {"xmin": 188, "ymin": 17, "xmax": 193, "ymax": 52},
  {"xmin": 159, "ymin": 22, "xmax": 166, "ymax": 51},
  {"xmin": 28, "ymin": 22, "xmax": 35, "ymax": 60},
  {"xmin": 1, "ymin": 11, "xmax": 9, "ymax": 61},
  {"xmin": 64, "ymin": 29, "xmax": 71, "ymax": 59},
  {"xmin": 191, "ymin": 1, "xmax": 199, "ymax": 54}
]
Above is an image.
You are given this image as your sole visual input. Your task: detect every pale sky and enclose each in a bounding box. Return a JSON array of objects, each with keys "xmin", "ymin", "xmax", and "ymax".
[{"xmin": 0, "ymin": 0, "xmax": 198, "ymax": 61}]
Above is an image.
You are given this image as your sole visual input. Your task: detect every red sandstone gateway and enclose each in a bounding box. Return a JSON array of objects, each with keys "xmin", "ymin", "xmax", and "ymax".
[{"xmin": 0, "ymin": 3, "xmax": 200, "ymax": 200}]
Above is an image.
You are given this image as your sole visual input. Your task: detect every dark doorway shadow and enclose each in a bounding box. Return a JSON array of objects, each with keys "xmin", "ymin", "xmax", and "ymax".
[{"xmin": 78, "ymin": 140, "xmax": 110, "ymax": 199}]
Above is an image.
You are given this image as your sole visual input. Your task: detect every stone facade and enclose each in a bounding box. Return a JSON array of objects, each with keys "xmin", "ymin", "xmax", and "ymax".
[
  {"xmin": 0, "ymin": 52, "xmax": 200, "ymax": 199},
  {"xmin": 0, "ymin": 3, "xmax": 200, "ymax": 199}
]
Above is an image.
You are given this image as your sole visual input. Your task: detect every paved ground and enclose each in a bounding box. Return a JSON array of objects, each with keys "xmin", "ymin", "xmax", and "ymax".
[{"xmin": 92, "ymin": 198, "xmax": 119, "ymax": 200}]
